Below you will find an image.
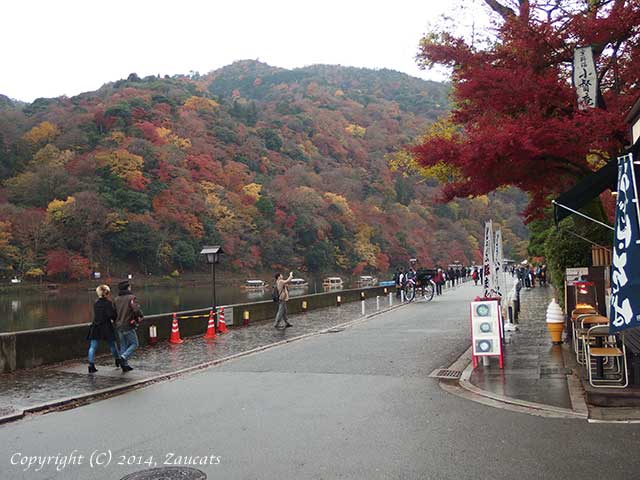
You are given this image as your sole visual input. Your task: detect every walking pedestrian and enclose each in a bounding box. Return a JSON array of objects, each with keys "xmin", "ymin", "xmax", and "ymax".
[
  {"xmin": 87, "ymin": 285, "xmax": 121, "ymax": 374},
  {"xmin": 448, "ymin": 267, "xmax": 455, "ymax": 287},
  {"xmin": 274, "ymin": 271, "xmax": 293, "ymax": 328},
  {"xmin": 434, "ymin": 268, "xmax": 444, "ymax": 296},
  {"xmin": 395, "ymin": 267, "xmax": 405, "ymax": 299},
  {"xmin": 114, "ymin": 280, "xmax": 142, "ymax": 372},
  {"xmin": 472, "ymin": 267, "xmax": 478, "ymax": 286}
]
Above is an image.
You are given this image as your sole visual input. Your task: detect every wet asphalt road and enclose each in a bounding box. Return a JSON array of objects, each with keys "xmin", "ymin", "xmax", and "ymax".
[{"xmin": 1, "ymin": 282, "xmax": 640, "ymax": 480}]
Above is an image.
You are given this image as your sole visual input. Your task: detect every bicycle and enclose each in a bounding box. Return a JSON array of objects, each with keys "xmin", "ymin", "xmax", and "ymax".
[{"xmin": 403, "ymin": 270, "xmax": 435, "ymax": 302}]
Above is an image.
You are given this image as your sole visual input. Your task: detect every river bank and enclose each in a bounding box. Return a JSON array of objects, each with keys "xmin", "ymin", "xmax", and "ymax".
[{"xmin": 0, "ymin": 271, "xmax": 283, "ymax": 294}]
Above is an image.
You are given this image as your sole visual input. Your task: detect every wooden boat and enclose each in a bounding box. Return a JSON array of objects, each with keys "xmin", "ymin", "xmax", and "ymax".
[
  {"xmin": 356, "ymin": 275, "xmax": 377, "ymax": 286},
  {"xmin": 322, "ymin": 277, "xmax": 343, "ymax": 289},
  {"xmin": 241, "ymin": 279, "xmax": 267, "ymax": 290},
  {"xmin": 289, "ymin": 278, "xmax": 309, "ymax": 288}
]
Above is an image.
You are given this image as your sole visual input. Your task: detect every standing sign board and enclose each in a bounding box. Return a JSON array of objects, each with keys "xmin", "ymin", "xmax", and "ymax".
[
  {"xmin": 471, "ymin": 300, "xmax": 504, "ymax": 369},
  {"xmin": 565, "ymin": 267, "xmax": 589, "ymax": 286},
  {"xmin": 610, "ymin": 154, "xmax": 640, "ymax": 333}
]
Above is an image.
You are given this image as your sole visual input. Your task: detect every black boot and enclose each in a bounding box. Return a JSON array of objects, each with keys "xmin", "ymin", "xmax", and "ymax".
[
  {"xmin": 88, "ymin": 363, "xmax": 98, "ymax": 373},
  {"xmin": 121, "ymin": 360, "xmax": 133, "ymax": 372},
  {"xmin": 115, "ymin": 358, "xmax": 121, "ymax": 368}
]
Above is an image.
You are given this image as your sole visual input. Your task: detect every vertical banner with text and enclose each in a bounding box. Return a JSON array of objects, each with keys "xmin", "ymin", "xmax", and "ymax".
[
  {"xmin": 483, "ymin": 221, "xmax": 497, "ymax": 298},
  {"xmin": 573, "ymin": 46, "xmax": 598, "ymax": 110},
  {"xmin": 610, "ymin": 154, "xmax": 640, "ymax": 333},
  {"xmin": 494, "ymin": 229, "xmax": 503, "ymax": 297}
]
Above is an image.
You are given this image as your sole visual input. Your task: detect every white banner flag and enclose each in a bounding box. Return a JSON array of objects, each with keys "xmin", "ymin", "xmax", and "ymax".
[
  {"xmin": 483, "ymin": 221, "xmax": 498, "ymax": 298},
  {"xmin": 573, "ymin": 46, "xmax": 597, "ymax": 110},
  {"xmin": 494, "ymin": 229, "xmax": 503, "ymax": 297}
]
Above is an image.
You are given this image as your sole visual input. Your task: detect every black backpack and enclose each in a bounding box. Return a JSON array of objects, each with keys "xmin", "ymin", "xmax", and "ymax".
[{"xmin": 272, "ymin": 284, "xmax": 280, "ymax": 303}]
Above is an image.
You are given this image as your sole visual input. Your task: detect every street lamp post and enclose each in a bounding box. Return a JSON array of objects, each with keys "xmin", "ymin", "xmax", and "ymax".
[{"xmin": 200, "ymin": 245, "xmax": 224, "ymax": 331}]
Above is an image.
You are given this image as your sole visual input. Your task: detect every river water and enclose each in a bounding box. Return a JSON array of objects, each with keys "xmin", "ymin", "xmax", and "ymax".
[{"xmin": 0, "ymin": 277, "xmax": 383, "ymax": 333}]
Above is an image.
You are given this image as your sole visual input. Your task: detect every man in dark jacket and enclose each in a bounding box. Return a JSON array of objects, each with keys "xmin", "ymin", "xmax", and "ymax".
[{"xmin": 115, "ymin": 280, "xmax": 142, "ymax": 372}]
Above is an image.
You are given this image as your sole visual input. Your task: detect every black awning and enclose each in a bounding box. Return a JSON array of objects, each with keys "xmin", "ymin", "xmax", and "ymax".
[
  {"xmin": 553, "ymin": 141, "xmax": 640, "ymax": 225},
  {"xmin": 553, "ymin": 159, "xmax": 617, "ymax": 224}
]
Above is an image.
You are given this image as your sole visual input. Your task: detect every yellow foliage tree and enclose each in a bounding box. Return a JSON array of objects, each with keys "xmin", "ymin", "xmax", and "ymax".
[
  {"xmin": 156, "ymin": 127, "xmax": 191, "ymax": 150},
  {"xmin": 23, "ymin": 121, "xmax": 59, "ymax": 145},
  {"xmin": 95, "ymin": 150, "xmax": 144, "ymax": 182},
  {"xmin": 324, "ymin": 192, "xmax": 354, "ymax": 218},
  {"xmin": 388, "ymin": 116, "xmax": 462, "ymax": 183},
  {"xmin": 30, "ymin": 144, "xmax": 73, "ymax": 168},
  {"xmin": 109, "ymin": 131, "xmax": 126, "ymax": 145},
  {"xmin": 156, "ymin": 242, "xmax": 174, "ymax": 270},
  {"xmin": 106, "ymin": 212, "xmax": 128, "ymax": 233},
  {"xmin": 46, "ymin": 197, "xmax": 75, "ymax": 221},
  {"xmin": 353, "ymin": 225, "xmax": 380, "ymax": 267},
  {"xmin": 345, "ymin": 123, "xmax": 366, "ymax": 138},
  {"xmin": 0, "ymin": 221, "xmax": 18, "ymax": 266},
  {"xmin": 25, "ymin": 267, "xmax": 45, "ymax": 279},
  {"xmin": 202, "ymin": 182, "xmax": 235, "ymax": 225},
  {"xmin": 242, "ymin": 183, "xmax": 262, "ymax": 201},
  {"xmin": 183, "ymin": 96, "xmax": 219, "ymax": 112}
]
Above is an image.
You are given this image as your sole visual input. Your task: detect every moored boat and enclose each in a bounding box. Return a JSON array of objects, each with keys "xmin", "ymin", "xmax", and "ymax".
[
  {"xmin": 242, "ymin": 279, "xmax": 267, "ymax": 290},
  {"xmin": 289, "ymin": 278, "xmax": 309, "ymax": 288},
  {"xmin": 322, "ymin": 277, "xmax": 343, "ymax": 289},
  {"xmin": 356, "ymin": 275, "xmax": 377, "ymax": 286}
]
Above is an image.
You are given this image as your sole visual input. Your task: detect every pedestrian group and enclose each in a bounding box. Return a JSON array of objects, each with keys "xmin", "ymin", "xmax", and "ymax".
[{"xmin": 87, "ymin": 280, "xmax": 143, "ymax": 374}]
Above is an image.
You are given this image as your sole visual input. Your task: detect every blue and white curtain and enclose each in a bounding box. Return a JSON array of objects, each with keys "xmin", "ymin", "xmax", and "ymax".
[{"xmin": 610, "ymin": 154, "xmax": 640, "ymax": 333}]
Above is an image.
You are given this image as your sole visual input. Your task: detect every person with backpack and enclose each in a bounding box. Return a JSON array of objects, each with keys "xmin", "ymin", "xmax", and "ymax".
[
  {"xmin": 273, "ymin": 271, "xmax": 293, "ymax": 328},
  {"xmin": 87, "ymin": 284, "xmax": 120, "ymax": 374},
  {"xmin": 114, "ymin": 280, "xmax": 143, "ymax": 372}
]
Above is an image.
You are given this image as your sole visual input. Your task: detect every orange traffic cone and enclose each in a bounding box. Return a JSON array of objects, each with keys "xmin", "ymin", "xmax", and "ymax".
[
  {"xmin": 218, "ymin": 307, "xmax": 227, "ymax": 334},
  {"xmin": 169, "ymin": 313, "xmax": 183, "ymax": 344},
  {"xmin": 204, "ymin": 310, "xmax": 217, "ymax": 339}
]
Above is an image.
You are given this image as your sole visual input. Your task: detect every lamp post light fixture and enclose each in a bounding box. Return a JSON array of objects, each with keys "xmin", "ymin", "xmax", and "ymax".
[{"xmin": 200, "ymin": 245, "xmax": 224, "ymax": 331}]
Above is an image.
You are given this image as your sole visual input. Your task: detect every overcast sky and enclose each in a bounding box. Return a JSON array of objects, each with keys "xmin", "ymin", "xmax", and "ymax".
[{"xmin": 2, "ymin": 0, "xmax": 486, "ymax": 102}]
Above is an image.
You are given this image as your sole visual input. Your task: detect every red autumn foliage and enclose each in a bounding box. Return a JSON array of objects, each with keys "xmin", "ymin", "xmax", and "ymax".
[
  {"xmin": 46, "ymin": 250, "xmax": 91, "ymax": 280},
  {"xmin": 137, "ymin": 121, "xmax": 163, "ymax": 144},
  {"xmin": 412, "ymin": 0, "xmax": 640, "ymax": 221},
  {"xmin": 94, "ymin": 110, "xmax": 116, "ymax": 132}
]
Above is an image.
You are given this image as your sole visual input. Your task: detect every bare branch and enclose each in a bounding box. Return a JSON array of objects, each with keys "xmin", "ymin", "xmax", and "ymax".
[{"xmin": 483, "ymin": 0, "xmax": 517, "ymax": 20}]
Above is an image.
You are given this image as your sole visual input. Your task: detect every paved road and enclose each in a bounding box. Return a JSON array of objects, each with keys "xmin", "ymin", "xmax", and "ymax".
[{"xmin": 1, "ymin": 282, "xmax": 640, "ymax": 480}]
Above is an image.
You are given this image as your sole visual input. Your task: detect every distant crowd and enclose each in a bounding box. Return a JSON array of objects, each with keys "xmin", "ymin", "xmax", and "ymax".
[
  {"xmin": 515, "ymin": 264, "xmax": 548, "ymax": 288},
  {"xmin": 393, "ymin": 265, "xmax": 480, "ymax": 297}
]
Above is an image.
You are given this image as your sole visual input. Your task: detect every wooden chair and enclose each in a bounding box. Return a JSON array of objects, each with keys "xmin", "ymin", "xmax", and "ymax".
[
  {"xmin": 573, "ymin": 313, "xmax": 605, "ymax": 364},
  {"xmin": 586, "ymin": 325, "xmax": 628, "ymax": 388}
]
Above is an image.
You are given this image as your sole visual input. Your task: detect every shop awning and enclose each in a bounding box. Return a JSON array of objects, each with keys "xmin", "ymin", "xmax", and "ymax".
[
  {"xmin": 552, "ymin": 160, "xmax": 617, "ymax": 226},
  {"xmin": 552, "ymin": 142, "xmax": 640, "ymax": 230}
]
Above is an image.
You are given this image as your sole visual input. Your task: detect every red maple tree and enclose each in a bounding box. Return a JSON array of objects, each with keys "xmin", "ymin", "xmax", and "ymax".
[{"xmin": 412, "ymin": 0, "xmax": 640, "ymax": 220}]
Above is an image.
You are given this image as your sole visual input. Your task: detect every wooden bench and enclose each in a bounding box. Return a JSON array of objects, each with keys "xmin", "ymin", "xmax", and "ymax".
[{"xmin": 624, "ymin": 330, "xmax": 640, "ymax": 385}]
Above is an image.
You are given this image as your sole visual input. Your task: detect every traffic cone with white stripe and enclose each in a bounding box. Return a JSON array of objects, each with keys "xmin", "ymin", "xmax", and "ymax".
[
  {"xmin": 204, "ymin": 309, "xmax": 217, "ymax": 339},
  {"xmin": 218, "ymin": 307, "xmax": 227, "ymax": 334},
  {"xmin": 169, "ymin": 313, "xmax": 183, "ymax": 344}
]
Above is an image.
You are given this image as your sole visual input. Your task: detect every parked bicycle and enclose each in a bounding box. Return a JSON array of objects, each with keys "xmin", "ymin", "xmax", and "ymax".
[{"xmin": 403, "ymin": 268, "xmax": 436, "ymax": 302}]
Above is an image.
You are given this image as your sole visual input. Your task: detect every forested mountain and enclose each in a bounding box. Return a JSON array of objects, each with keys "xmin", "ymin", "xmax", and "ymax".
[{"xmin": 0, "ymin": 61, "xmax": 528, "ymax": 280}]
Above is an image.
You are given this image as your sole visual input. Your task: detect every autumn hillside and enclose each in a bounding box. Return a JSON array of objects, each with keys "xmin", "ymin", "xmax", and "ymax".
[{"xmin": 0, "ymin": 61, "xmax": 528, "ymax": 280}]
